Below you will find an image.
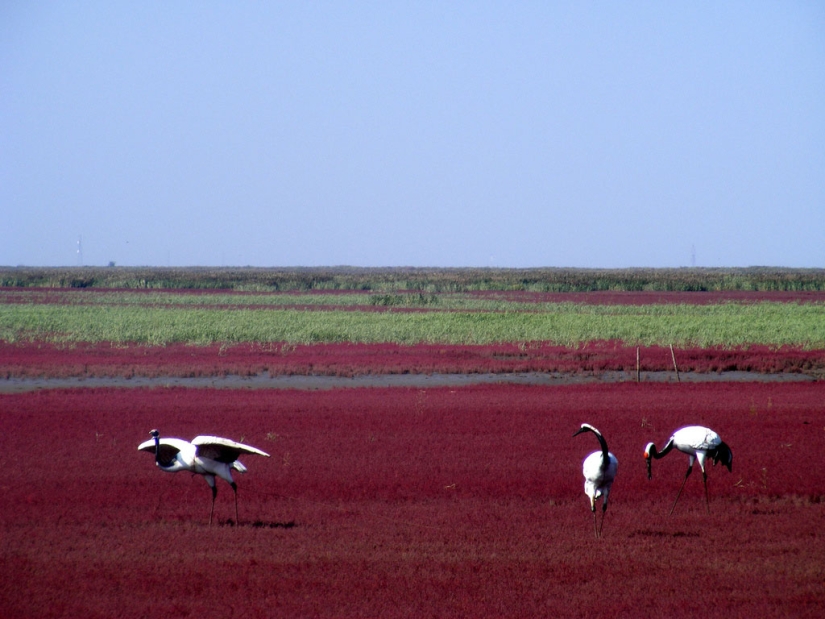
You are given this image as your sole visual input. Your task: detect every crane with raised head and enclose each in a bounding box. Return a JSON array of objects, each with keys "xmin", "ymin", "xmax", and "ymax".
[
  {"xmin": 138, "ymin": 429, "xmax": 270, "ymax": 525},
  {"xmin": 573, "ymin": 423, "xmax": 618, "ymax": 539}
]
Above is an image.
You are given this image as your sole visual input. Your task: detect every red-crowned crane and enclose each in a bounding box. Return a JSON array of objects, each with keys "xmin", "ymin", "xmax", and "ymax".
[
  {"xmin": 644, "ymin": 425, "xmax": 732, "ymax": 515},
  {"xmin": 573, "ymin": 423, "xmax": 618, "ymax": 539},
  {"xmin": 138, "ymin": 429, "xmax": 270, "ymax": 525}
]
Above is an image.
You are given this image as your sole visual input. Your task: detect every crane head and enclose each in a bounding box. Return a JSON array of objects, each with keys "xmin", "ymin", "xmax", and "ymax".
[
  {"xmin": 643, "ymin": 443, "xmax": 654, "ymax": 480},
  {"xmin": 150, "ymin": 429, "xmax": 159, "ymax": 439},
  {"xmin": 573, "ymin": 423, "xmax": 598, "ymax": 438}
]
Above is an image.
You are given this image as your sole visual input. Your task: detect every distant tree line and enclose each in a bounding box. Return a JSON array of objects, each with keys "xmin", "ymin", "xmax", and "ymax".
[{"xmin": 1, "ymin": 265, "xmax": 824, "ymax": 292}]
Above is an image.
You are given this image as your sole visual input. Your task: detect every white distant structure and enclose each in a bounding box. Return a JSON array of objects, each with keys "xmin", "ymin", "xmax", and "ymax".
[{"xmin": 77, "ymin": 236, "xmax": 83, "ymax": 266}]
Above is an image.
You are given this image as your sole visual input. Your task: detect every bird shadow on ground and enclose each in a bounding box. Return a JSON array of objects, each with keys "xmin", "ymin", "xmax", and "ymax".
[
  {"xmin": 628, "ymin": 529, "xmax": 700, "ymax": 538},
  {"xmin": 218, "ymin": 519, "xmax": 297, "ymax": 529}
]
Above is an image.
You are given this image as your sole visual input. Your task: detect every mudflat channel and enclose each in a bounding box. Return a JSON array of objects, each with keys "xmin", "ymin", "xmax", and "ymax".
[{"xmin": 0, "ymin": 371, "xmax": 817, "ymax": 393}]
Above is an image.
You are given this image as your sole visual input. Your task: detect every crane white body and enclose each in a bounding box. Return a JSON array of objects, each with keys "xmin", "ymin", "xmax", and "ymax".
[
  {"xmin": 573, "ymin": 423, "xmax": 618, "ymax": 538},
  {"xmin": 644, "ymin": 425, "xmax": 732, "ymax": 515},
  {"xmin": 581, "ymin": 449, "xmax": 619, "ymax": 512},
  {"xmin": 138, "ymin": 430, "xmax": 269, "ymax": 524}
]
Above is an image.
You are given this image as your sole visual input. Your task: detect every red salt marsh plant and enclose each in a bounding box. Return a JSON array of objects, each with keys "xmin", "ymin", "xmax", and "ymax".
[
  {"xmin": 1, "ymin": 382, "xmax": 824, "ymax": 618},
  {"xmin": 2, "ymin": 340, "xmax": 823, "ymax": 379}
]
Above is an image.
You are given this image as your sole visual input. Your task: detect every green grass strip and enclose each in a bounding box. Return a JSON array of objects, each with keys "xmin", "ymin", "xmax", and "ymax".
[{"xmin": 1, "ymin": 302, "xmax": 823, "ymax": 347}]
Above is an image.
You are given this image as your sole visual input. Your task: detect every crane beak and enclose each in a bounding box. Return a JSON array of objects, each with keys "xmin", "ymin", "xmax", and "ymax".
[
  {"xmin": 644, "ymin": 454, "xmax": 652, "ymax": 480},
  {"xmin": 572, "ymin": 428, "xmax": 585, "ymax": 438}
]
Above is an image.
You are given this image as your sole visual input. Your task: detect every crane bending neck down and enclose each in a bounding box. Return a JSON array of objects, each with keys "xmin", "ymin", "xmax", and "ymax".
[
  {"xmin": 644, "ymin": 426, "xmax": 733, "ymax": 515},
  {"xmin": 644, "ymin": 432, "xmax": 732, "ymax": 481},
  {"xmin": 643, "ymin": 438, "xmax": 676, "ymax": 479}
]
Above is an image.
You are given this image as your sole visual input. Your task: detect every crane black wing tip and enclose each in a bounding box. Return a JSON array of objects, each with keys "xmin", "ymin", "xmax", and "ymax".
[{"xmin": 714, "ymin": 441, "xmax": 733, "ymax": 472}]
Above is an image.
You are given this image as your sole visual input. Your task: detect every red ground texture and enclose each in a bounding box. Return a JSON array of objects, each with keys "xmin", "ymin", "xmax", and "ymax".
[
  {"xmin": 2, "ymin": 340, "xmax": 824, "ymax": 379},
  {"xmin": 1, "ymin": 382, "xmax": 824, "ymax": 618}
]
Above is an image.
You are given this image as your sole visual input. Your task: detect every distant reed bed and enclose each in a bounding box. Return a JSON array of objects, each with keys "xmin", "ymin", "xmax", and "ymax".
[{"xmin": 1, "ymin": 301, "xmax": 822, "ymax": 347}]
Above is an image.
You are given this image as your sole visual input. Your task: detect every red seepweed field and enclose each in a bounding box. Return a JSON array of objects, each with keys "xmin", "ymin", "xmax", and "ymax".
[
  {"xmin": 2, "ymin": 381, "xmax": 824, "ymax": 618},
  {"xmin": 3, "ymin": 340, "xmax": 824, "ymax": 379},
  {"xmin": 2, "ymin": 279, "xmax": 824, "ymax": 617}
]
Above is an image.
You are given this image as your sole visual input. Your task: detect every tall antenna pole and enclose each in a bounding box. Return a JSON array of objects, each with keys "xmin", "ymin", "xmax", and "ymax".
[{"xmin": 77, "ymin": 235, "xmax": 83, "ymax": 266}]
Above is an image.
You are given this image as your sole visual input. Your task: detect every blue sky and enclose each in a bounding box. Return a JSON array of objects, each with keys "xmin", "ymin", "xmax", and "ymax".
[{"xmin": 2, "ymin": 2, "xmax": 823, "ymax": 268}]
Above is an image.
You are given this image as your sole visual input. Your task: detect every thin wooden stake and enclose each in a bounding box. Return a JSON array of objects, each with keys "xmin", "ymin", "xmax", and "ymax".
[
  {"xmin": 670, "ymin": 343, "xmax": 681, "ymax": 383},
  {"xmin": 636, "ymin": 346, "xmax": 640, "ymax": 382}
]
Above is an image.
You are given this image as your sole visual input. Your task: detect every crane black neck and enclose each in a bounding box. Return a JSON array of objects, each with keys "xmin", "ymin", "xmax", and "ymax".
[
  {"xmin": 648, "ymin": 439, "xmax": 675, "ymax": 460},
  {"xmin": 578, "ymin": 425, "xmax": 610, "ymax": 468},
  {"xmin": 594, "ymin": 433, "xmax": 610, "ymax": 469},
  {"xmin": 151, "ymin": 431, "xmax": 161, "ymax": 464}
]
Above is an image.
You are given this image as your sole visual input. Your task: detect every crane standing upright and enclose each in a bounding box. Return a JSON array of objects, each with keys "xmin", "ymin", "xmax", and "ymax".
[
  {"xmin": 138, "ymin": 429, "xmax": 270, "ymax": 525},
  {"xmin": 573, "ymin": 423, "xmax": 618, "ymax": 539}
]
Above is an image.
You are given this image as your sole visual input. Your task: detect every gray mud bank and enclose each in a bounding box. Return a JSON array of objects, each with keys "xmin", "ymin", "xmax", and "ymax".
[{"xmin": 0, "ymin": 371, "xmax": 818, "ymax": 393}]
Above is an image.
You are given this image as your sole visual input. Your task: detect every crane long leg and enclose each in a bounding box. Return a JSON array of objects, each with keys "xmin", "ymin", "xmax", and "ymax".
[
  {"xmin": 231, "ymin": 482, "xmax": 239, "ymax": 525},
  {"xmin": 702, "ymin": 471, "xmax": 710, "ymax": 515},
  {"xmin": 599, "ymin": 505, "xmax": 607, "ymax": 538},
  {"xmin": 669, "ymin": 465, "xmax": 693, "ymax": 516},
  {"xmin": 209, "ymin": 485, "xmax": 217, "ymax": 525},
  {"xmin": 593, "ymin": 508, "xmax": 598, "ymax": 539}
]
